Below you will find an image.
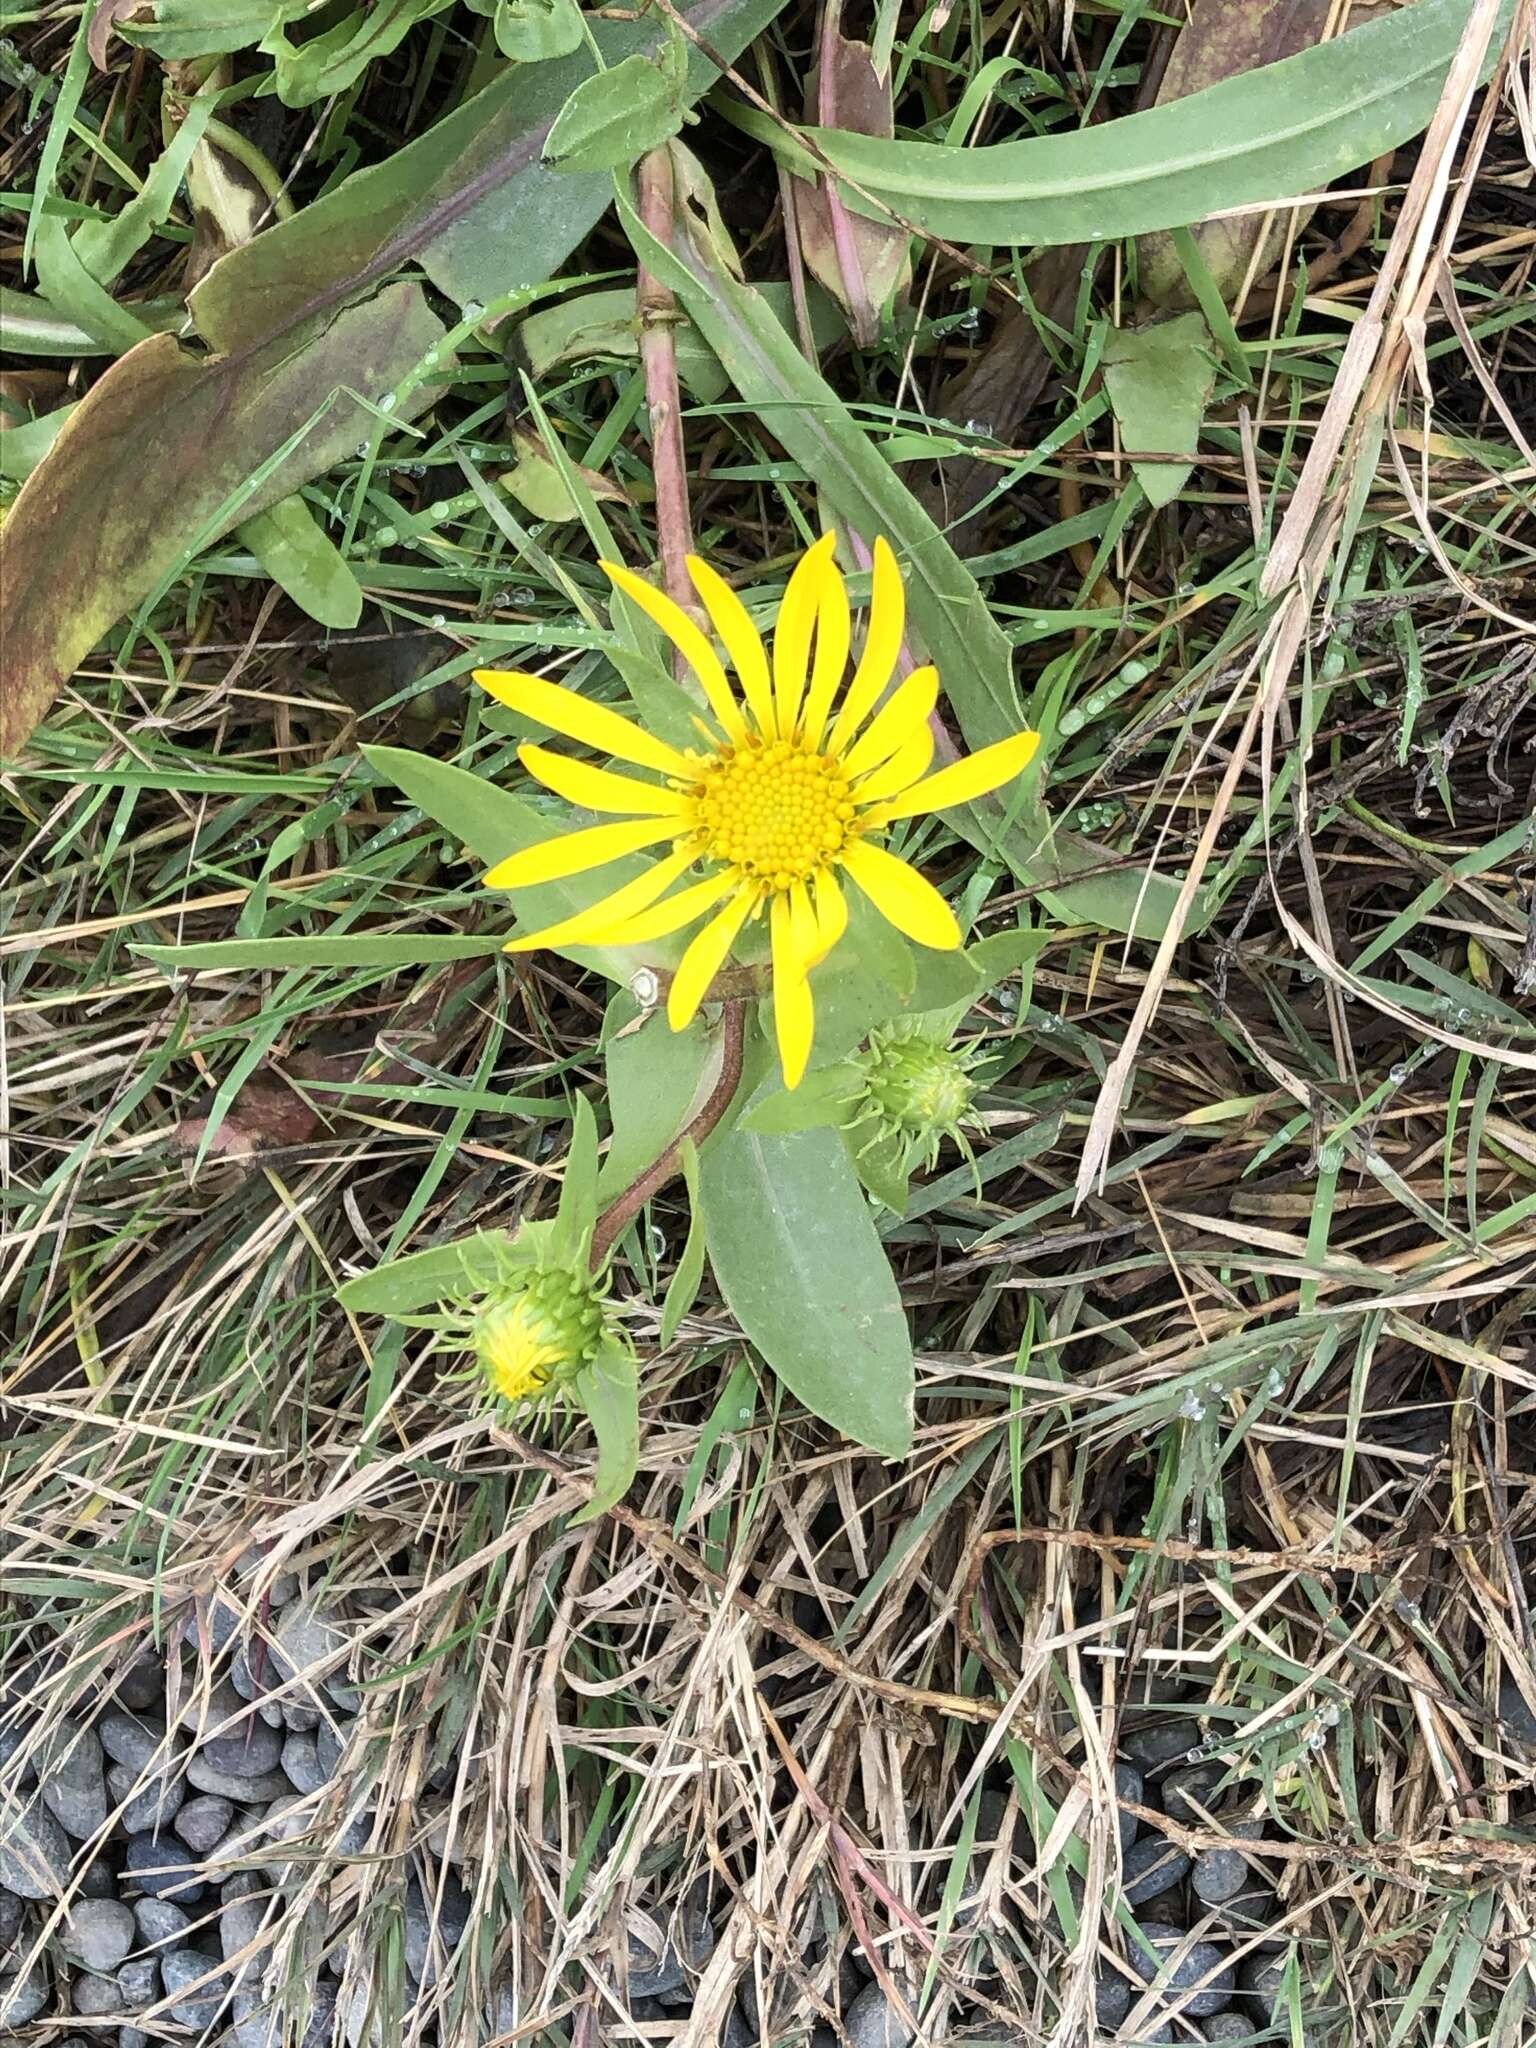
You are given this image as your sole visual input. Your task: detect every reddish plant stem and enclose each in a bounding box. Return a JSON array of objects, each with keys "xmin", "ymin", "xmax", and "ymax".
[
  {"xmin": 635, "ymin": 147, "xmax": 694, "ymax": 610},
  {"xmin": 589, "ymin": 999, "xmax": 747, "ymax": 1265}
]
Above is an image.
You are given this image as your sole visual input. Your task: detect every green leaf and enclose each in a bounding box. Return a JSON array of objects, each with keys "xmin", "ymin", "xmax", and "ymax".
[
  {"xmin": 544, "ymin": 47, "xmax": 687, "ymax": 172},
  {"xmin": 492, "ymin": 0, "xmax": 586, "ymax": 62},
  {"xmin": 847, "ymin": 1127, "xmax": 911, "ymax": 1216},
  {"xmin": 598, "ymin": 995, "xmax": 715, "ymax": 1200},
  {"xmin": 741, "ymin": 1063, "xmax": 856, "ymax": 1136},
  {"xmin": 263, "ymin": 1, "xmax": 447, "ymax": 107},
  {"xmin": 1101, "ymin": 313, "xmax": 1217, "ymax": 510},
  {"xmin": 792, "ymin": 0, "xmax": 1514, "ymax": 246},
  {"xmin": 621, "ymin": 176, "xmax": 1199, "ymax": 942},
  {"xmin": 188, "ymin": 0, "xmax": 790, "ymax": 352},
  {"xmin": 119, "ymin": 0, "xmax": 313, "ymax": 58},
  {"xmin": 659, "ymin": 1141, "xmax": 707, "ymax": 1345},
  {"xmin": 0, "ymin": 286, "xmax": 445, "ymax": 761},
  {"xmin": 700, "ymin": 1122, "xmax": 913, "ymax": 1456},
  {"xmin": 136, "ymin": 933, "xmax": 503, "ymax": 970},
  {"xmin": 337, "ymin": 1232, "xmax": 514, "ymax": 1316},
  {"xmin": 0, "ymin": 401, "xmax": 73, "ymax": 483},
  {"xmin": 362, "ymin": 743, "xmax": 682, "ymax": 983},
  {"xmin": 239, "ymin": 494, "xmax": 365, "ymax": 629},
  {"xmin": 554, "ymin": 1093, "xmax": 600, "ymax": 1256},
  {"xmin": 571, "ymin": 1348, "xmax": 640, "ymax": 1522}
]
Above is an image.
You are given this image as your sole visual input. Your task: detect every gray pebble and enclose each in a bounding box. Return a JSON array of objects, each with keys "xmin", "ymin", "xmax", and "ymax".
[
  {"xmin": 404, "ymin": 1870, "xmax": 470, "ymax": 1987},
  {"xmin": 68, "ymin": 1897, "xmax": 136, "ymax": 1973},
  {"xmin": 161, "ymin": 1947, "xmax": 230, "ymax": 2027},
  {"xmin": 108, "ymin": 1759, "xmax": 186, "ymax": 1834},
  {"xmin": 1115, "ymin": 1760, "xmax": 1143, "ymax": 1849},
  {"xmin": 844, "ymin": 1979, "xmax": 916, "ymax": 2048},
  {"xmin": 1094, "ymin": 1968, "xmax": 1132, "ymax": 2026},
  {"xmin": 124, "ymin": 1830, "xmax": 205, "ymax": 1903},
  {"xmin": 114, "ymin": 1658, "xmax": 165, "ymax": 1714},
  {"xmin": 1121, "ymin": 1723, "xmax": 1197, "ymax": 1771},
  {"xmin": 1202, "ymin": 2017, "xmax": 1257, "ymax": 2041},
  {"xmin": 1162, "ymin": 1762, "xmax": 1225, "ymax": 1827},
  {"xmin": 117, "ymin": 1957, "xmax": 159, "ymax": 2008},
  {"xmin": 75, "ymin": 1970, "xmax": 126, "ymax": 2016},
  {"xmin": 282, "ymin": 1702, "xmax": 321, "ymax": 1734},
  {"xmin": 723, "ymin": 2003, "xmax": 756, "ymax": 2048},
  {"xmin": 1239, "ymin": 1951, "xmax": 1288, "ymax": 2015},
  {"xmin": 98, "ymin": 1713, "xmax": 170, "ymax": 1773},
  {"xmin": 0, "ymin": 1889, "xmax": 23, "ymax": 1956},
  {"xmin": 1498, "ymin": 1676, "xmax": 1536, "ymax": 1751},
  {"xmin": 233, "ymin": 1986, "xmax": 282, "ymax": 2048},
  {"xmin": 120, "ymin": 2030, "xmax": 152, "ymax": 2048},
  {"xmin": 0, "ymin": 1792, "xmax": 71, "ymax": 1897},
  {"xmin": 627, "ymin": 1917, "xmax": 685, "ymax": 1999},
  {"xmin": 281, "ymin": 1731, "xmax": 329, "ymax": 1795},
  {"xmin": 272, "ymin": 1604, "xmax": 348, "ymax": 1696},
  {"xmin": 1128, "ymin": 1921, "xmax": 1237, "ymax": 2017},
  {"xmin": 1211, "ymin": 1884, "xmax": 1281, "ymax": 1949},
  {"xmin": 131, "ymin": 1895, "xmax": 190, "ymax": 1948},
  {"xmin": 202, "ymin": 1707, "xmax": 283, "ymax": 1780},
  {"xmin": 176, "ymin": 1794, "xmax": 235, "ymax": 1853},
  {"xmin": 0, "ymin": 1960, "xmax": 49, "ymax": 2026},
  {"xmin": 314, "ymin": 1721, "xmax": 347, "ymax": 1778},
  {"xmin": 1122, "ymin": 1835, "xmax": 1192, "ymax": 1906},
  {"xmin": 221, "ymin": 1885, "xmax": 272, "ymax": 1967},
  {"xmin": 185, "ymin": 1752, "xmax": 291, "ymax": 1802},
  {"xmin": 1193, "ymin": 1847, "xmax": 1252, "ymax": 1905},
  {"xmin": 80, "ymin": 1856, "xmax": 118, "ymax": 1900},
  {"xmin": 180, "ymin": 1595, "xmax": 246, "ymax": 1657},
  {"xmin": 37, "ymin": 1718, "xmax": 110, "ymax": 1840}
]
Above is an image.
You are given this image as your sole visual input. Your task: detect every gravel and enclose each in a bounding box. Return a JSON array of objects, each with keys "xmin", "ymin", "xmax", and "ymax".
[
  {"xmin": 184, "ymin": 1752, "xmax": 292, "ymax": 1803},
  {"xmin": 1121, "ymin": 1834, "xmax": 1192, "ymax": 1905},
  {"xmin": 114, "ymin": 1660, "xmax": 165, "ymax": 1713},
  {"xmin": 1094, "ymin": 1969, "xmax": 1133, "ymax": 2027},
  {"xmin": 280, "ymin": 1731, "xmax": 330, "ymax": 1795},
  {"xmin": 123, "ymin": 1830, "xmax": 205, "ymax": 1903},
  {"xmin": 36, "ymin": 1718, "xmax": 110, "ymax": 1840},
  {"xmin": 0, "ymin": 1960, "xmax": 50, "ymax": 2026},
  {"xmin": 117, "ymin": 1957, "xmax": 159, "ymax": 2008},
  {"xmin": 1192, "ymin": 1847, "xmax": 1253, "ymax": 1905},
  {"xmin": 202, "ymin": 1710, "xmax": 283, "ymax": 1780},
  {"xmin": 131, "ymin": 1896, "xmax": 191, "ymax": 1949},
  {"xmin": 1160, "ymin": 1762, "xmax": 1225, "ymax": 1827},
  {"xmin": 67, "ymin": 1898, "xmax": 136, "ymax": 1973},
  {"xmin": 1239, "ymin": 1952, "xmax": 1288, "ymax": 2015},
  {"xmin": 1121, "ymin": 1723, "xmax": 1199, "ymax": 1771},
  {"xmin": 75, "ymin": 1970, "xmax": 127, "ymax": 2016},
  {"xmin": 404, "ymin": 1870, "xmax": 471, "ymax": 1987},
  {"xmin": 1115, "ymin": 1760, "xmax": 1144, "ymax": 1849},
  {"xmin": 108, "ymin": 1759, "xmax": 186, "ymax": 1834},
  {"xmin": 175, "ymin": 1794, "xmax": 235, "ymax": 1853},
  {"xmin": 843, "ymin": 1979, "xmax": 917, "ymax": 2048},
  {"xmin": 98, "ymin": 1713, "xmax": 171, "ymax": 1773},
  {"xmin": 314, "ymin": 1721, "xmax": 347, "ymax": 1779},
  {"xmin": 1201, "ymin": 2017, "xmax": 1257, "ymax": 2041},
  {"xmin": 1127, "ymin": 1920, "xmax": 1237, "ymax": 2017},
  {"xmin": 1498, "ymin": 1675, "xmax": 1536, "ymax": 1751},
  {"xmin": 160, "ymin": 1948, "xmax": 231, "ymax": 2027},
  {"xmin": 0, "ymin": 1792, "xmax": 72, "ymax": 1897}
]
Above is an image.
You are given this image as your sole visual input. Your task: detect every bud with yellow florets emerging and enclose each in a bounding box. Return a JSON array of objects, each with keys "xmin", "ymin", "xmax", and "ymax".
[{"xmin": 471, "ymin": 1260, "xmax": 613, "ymax": 1408}]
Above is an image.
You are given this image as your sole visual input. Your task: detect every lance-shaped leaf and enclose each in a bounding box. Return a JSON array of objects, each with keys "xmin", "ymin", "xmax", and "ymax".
[
  {"xmin": 766, "ymin": 0, "xmax": 1513, "ymax": 247},
  {"xmin": 0, "ymin": 282, "xmax": 443, "ymax": 760},
  {"xmin": 1102, "ymin": 312, "xmax": 1219, "ymax": 509}
]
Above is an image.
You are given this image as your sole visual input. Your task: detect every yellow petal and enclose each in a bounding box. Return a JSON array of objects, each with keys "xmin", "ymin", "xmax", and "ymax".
[
  {"xmin": 812, "ymin": 868, "xmax": 848, "ymax": 961},
  {"xmin": 519, "ymin": 743, "xmax": 685, "ymax": 816},
  {"xmin": 475, "ymin": 668, "xmax": 686, "ymax": 776},
  {"xmin": 840, "ymin": 839, "xmax": 961, "ymax": 950},
  {"xmin": 796, "ymin": 546, "xmax": 852, "ymax": 747},
  {"xmin": 601, "ymin": 559, "xmax": 747, "ymax": 745},
  {"xmin": 773, "ymin": 532, "xmax": 837, "ymax": 740},
  {"xmin": 483, "ymin": 816, "xmax": 676, "ymax": 890},
  {"xmin": 771, "ymin": 892, "xmax": 816, "ymax": 1090},
  {"xmin": 667, "ymin": 887, "xmax": 757, "ymax": 1029},
  {"xmin": 867, "ymin": 729, "xmax": 1042, "ymax": 822},
  {"xmin": 827, "ymin": 537, "xmax": 905, "ymax": 754},
  {"xmin": 685, "ymin": 555, "xmax": 773, "ymax": 740},
  {"xmin": 504, "ymin": 848, "xmax": 694, "ymax": 950},
  {"xmin": 851, "ymin": 720, "xmax": 934, "ymax": 805},
  {"xmin": 840, "ymin": 666, "xmax": 938, "ymax": 781},
  {"xmin": 581, "ymin": 867, "xmax": 737, "ymax": 945}
]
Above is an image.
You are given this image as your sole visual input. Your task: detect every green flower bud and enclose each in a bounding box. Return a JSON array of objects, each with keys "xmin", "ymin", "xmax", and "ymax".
[
  {"xmin": 848, "ymin": 1024, "xmax": 980, "ymax": 1171},
  {"xmin": 470, "ymin": 1262, "xmax": 616, "ymax": 1408}
]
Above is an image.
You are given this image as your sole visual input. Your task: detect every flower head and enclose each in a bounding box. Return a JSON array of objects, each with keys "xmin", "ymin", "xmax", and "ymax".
[
  {"xmin": 476, "ymin": 537, "xmax": 1039, "ymax": 1087},
  {"xmin": 849, "ymin": 1023, "xmax": 981, "ymax": 1174},
  {"xmin": 469, "ymin": 1263, "xmax": 612, "ymax": 1408}
]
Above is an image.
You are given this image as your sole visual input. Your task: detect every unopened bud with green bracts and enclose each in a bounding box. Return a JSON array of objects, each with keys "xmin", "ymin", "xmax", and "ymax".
[{"xmin": 845, "ymin": 1022, "xmax": 982, "ymax": 1180}]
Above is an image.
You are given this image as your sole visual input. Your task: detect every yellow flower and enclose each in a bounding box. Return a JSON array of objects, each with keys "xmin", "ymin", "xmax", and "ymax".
[
  {"xmin": 475, "ymin": 536, "xmax": 1040, "ymax": 1087},
  {"xmin": 474, "ymin": 1267, "xmax": 607, "ymax": 1404}
]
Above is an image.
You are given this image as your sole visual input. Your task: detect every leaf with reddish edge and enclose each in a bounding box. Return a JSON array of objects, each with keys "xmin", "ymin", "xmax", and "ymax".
[{"xmin": 0, "ymin": 282, "xmax": 443, "ymax": 760}]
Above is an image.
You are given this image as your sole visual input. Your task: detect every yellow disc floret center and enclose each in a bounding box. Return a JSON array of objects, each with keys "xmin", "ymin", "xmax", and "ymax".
[
  {"xmin": 476, "ymin": 1295, "xmax": 563, "ymax": 1404},
  {"xmin": 685, "ymin": 738, "xmax": 856, "ymax": 891}
]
